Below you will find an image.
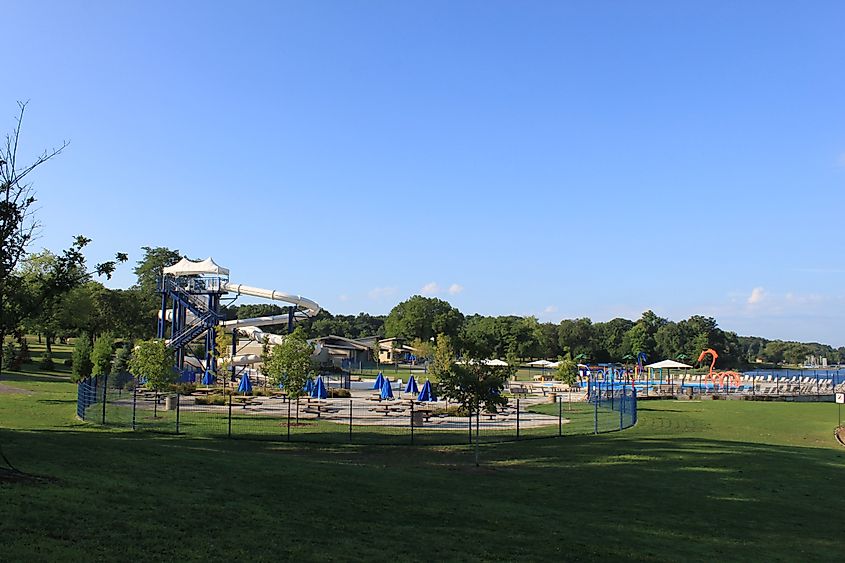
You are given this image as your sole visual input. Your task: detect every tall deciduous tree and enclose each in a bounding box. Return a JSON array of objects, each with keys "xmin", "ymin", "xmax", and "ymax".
[
  {"xmin": 384, "ymin": 295, "xmax": 464, "ymax": 342},
  {"xmin": 0, "ymin": 102, "xmax": 68, "ymax": 372}
]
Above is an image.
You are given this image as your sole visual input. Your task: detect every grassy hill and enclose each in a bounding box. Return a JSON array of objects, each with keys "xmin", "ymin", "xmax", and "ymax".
[{"xmin": 1, "ymin": 349, "xmax": 844, "ymax": 561}]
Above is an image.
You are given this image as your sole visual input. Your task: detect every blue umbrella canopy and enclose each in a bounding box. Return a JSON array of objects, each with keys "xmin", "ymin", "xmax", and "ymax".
[
  {"xmin": 405, "ymin": 375, "xmax": 419, "ymax": 394},
  {"xmin": 202, "ymin": 370, "xmax": 215, "ymax": 385},
  {"xmin": 303, "ymin": 378, "xmax": 314, "ymax": 394},
  {"xmin": 237, "ymin": 373, "xmax": 253, "ymax": 394},
  {"xmin": 380, "ymin": 376, "xmax": 394, "ymax": 400},
  {"xmin": 373, "ymin": 371, "xmax": 385, "ymax": 390},
  {"xmin": 311, "ymin": 375, "xmax": 328, "ymax": 399},
  {"xmin": 417, "ymin": 380, "xmax": 437, "ymax": 402}
]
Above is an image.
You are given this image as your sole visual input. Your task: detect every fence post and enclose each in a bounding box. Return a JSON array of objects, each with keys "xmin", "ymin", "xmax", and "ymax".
[
  {"xmin": 227, "ymin": 392, "xmax": 232, "ymax": 438},
  {"xmin": 154, "ymin": 390, "xmax": 158, "ymax": 418},
  {"xmin": 287, "ymin": 398, "xmax": 291, "ymax": 442},
  {"xmin": 349, "ymin": 399, "xmax": 353, "ymax": 443},
  {"xmin": 132, "ymin": 387, "xmax": 137, "ymax": 430},
  {"xmin": 410, "ymin": 401, "xmax": 415, "ymax": 445},
  {"xmin": 620, "ymin": 390, "xmax": 624, "ymax": 430},
  {"xmin": 558, "ymin": 396, "xmax": 562, "ymax": 436},
  {"xmin": 176, "ymin": 393, "xmax": 181, "ymax": 435},
  {"xmin": 594, "ymin": 393, "xmax": 599, "ymax": 434},
  {"xmin": 468, "ymin": 405, "xmax": 473, "ymax": 444},
  {"xmin": 516, "ymin": 399, "xmax": 520, "ymax": 439},
  {"xmin": 101, "ymin": 374, "xmax": 108, "ymax": 425}
]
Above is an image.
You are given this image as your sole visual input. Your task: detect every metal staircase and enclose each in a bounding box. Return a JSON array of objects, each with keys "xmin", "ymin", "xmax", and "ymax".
[{"xmin": 162, "ymin": 278, "xmax": 220, "ymax": 350}]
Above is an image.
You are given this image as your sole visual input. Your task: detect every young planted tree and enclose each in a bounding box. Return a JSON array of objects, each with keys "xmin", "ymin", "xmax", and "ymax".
[
  {"xmin": 371, "ymin": 338, "xmax": 381, "ymax": 369},
  {"xmin": 437, "ymin": 354, "xmax": 512, "ymax": 466},
  {"xmin": 127, "ymin": 339, "xmax": 176, "ymax": 391},
  {"xmin": 91, "ymin": 332, "xmax": 114, "ymax": 378},
  {"xmin": 215, "ymin": 328, "xmax": 234, "ymax": 390},
  {"xmin": 263, "ymin": 328, "xmax": 314, "ymax": 400},
  {"xmin": 429, "ymin": 334, "xmax": 455, "ymax": 383},
  {"xmin": 556, "ymin": 354, "xmax": 579, "ymax": 410},
  {"xmin": 70, "ymin": 336, "xmax": 94, "ymax": 382}
]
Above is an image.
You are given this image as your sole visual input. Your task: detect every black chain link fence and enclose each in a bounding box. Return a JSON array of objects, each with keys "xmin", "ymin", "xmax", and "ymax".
[{"xmin": 77, "ymin": 376, "xmax": 636, "ymax": 445}]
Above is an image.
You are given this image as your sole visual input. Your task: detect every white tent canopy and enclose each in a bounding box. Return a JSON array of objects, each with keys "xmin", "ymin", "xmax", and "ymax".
[
  {"xmin": 644, "ymin": 359, "xmax": 693, "ymax": 369},
  {"xmin": 527, "ymin": 360, "xmax": 554, "ymax": 367},
  {"xmin": 163, "ymin": 257, "xmax": 230, "ymax": 277}
]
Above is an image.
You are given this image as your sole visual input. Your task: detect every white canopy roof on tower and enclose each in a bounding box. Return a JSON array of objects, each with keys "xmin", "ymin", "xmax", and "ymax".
[
  {"xmin": 162, "ymin": 257, "xmax": 230, "ymax": 277},
  {"xmin": 644, "ymin": 359, "xmax": 693, "ymax": 369}
]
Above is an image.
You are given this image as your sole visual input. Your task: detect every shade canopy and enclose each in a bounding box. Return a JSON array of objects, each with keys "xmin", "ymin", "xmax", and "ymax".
[
  {"xmin": 380, "ymin": 376, "xmax": 394, "ymax": 400},
  {"xmin": 527, "ymin": 360, "xmax": 554, "ymax": 367},
  {"xmin": 311, "ymin": 375, "xmax": 328, "ymax": 399},
  {"xmin": 237, "ymin": 373, "xmax": 253, "ymax": 394},
  {"xmin": 373, "ymin": 372, "xmax": 385, "ymax": 390},
  {"xmin": 405, "ymin": 375, "xmax": 419, "ymax": 394},
  {"xmin": 645, "ymin": 359, "xmax": 693, "ymax": 369},
  {"xmin": 163, "ymin": 257, "xmax": 229, "ymax": 277},
  {"xmin": 417, "ymin": 380, "xmax": 437, "ymax": 402}
]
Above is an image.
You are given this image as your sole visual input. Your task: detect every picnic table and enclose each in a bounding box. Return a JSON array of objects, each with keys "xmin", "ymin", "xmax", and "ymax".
[
  {"xmin": 368, "ymin": 404, "xmax": 406, "ymax": 416},
  {"xmin": 302, "ymin": 401, "xmax": 339, "ymax": 418}
]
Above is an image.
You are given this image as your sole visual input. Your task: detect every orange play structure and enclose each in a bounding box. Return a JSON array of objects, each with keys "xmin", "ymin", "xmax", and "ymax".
[{"xmin": 697, "ymin": 348, "xmax": 741, "ymax": 389}]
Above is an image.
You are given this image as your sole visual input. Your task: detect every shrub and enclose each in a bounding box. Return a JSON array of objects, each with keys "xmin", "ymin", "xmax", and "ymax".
[
  {"xmin": 170, "ymin": 383, "xmax": 196, "ymax": 395},
  {"xmin": 328, "ymin": 388, "xmax": 351, "ymax": 398},
  {"xmin": 432, "ymin": 404, "xmax": 470, "ymax": 417},
  {"xmin": 17, "ymin": 339, "xmax": 31, "ymax": 363},
  {"xmin": 195, "ymin": 394, "xmax": 226, "ymax": 406},
  {"xmin": 39, "ymin": 352, "xmax": 56, "ymax": 371},
  {"xmin": 63, "ymin": 358, "xmax": 73, "ymax": 367},
  {"xmin": 3, "ymin": 342, "xmax": 22, "ymax": 371}
]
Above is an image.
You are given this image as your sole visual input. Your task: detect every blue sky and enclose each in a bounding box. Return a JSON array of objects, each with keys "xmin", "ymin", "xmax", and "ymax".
[{"xmin": 4, "ymin": 1, "xmax": 845, "ymax": 345}]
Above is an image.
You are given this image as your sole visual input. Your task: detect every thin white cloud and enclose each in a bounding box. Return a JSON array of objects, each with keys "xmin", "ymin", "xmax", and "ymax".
[
  {"xmin": 448, "ymin": 283, "xmax": 464, "ymax": 295},
  {"xmin": 420, "ymin": 282, "xmax": 440, "ymax": 296},
  {"xmin": 368, "ymin": 286, "xmax": 397, "ymax": 300},
  {"xmin": 838, "ymin": 152, "xmax": 845, "ymax": 167},
  {"xmin": 747, "ymin": 287, "xmax": 766, "ymax": 305},
  {"xmin": 543, "ymin": 305, "xmax": 558, "ymax": 314},
  {"xmin": 338, "ymin": 294, "xmax": 349, "ymax": 302}
]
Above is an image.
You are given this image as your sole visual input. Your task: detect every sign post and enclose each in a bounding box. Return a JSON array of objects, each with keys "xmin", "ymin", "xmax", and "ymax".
[{"xmin": 835, "ymin": 393, "xmax": 844, "ymax": 428}]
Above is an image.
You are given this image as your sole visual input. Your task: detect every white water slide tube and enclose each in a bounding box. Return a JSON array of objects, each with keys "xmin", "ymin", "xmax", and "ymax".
[{"xmin": 221, "ymin": 282, "xmax": 321, "ymax": 350}]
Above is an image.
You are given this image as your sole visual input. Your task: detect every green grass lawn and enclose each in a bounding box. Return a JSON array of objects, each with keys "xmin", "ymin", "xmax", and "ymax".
[{"xmin": 2, "ymin": 363, "xmax": 844, "ymax": 561}]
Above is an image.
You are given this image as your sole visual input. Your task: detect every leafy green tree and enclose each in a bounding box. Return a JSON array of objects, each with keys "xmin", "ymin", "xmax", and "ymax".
[
  {"xmin": 558, "ymin": 318, "xmax": 597, "ymax": 359},
  {"xmin": 410, "ymin": 337, "xmax": 433, "ymax": 363},
  {"xmin": 112, "ymin": 344, "xmax": 131, "ymax": 374},
  {"xmin": 128, "ymin": 339, "xmax": 176, "ymax": 390},
  {"xmin": 91, "ymin": 332, "xmax": 114, "ymax": 378},
  {"xmin": 429, "ymin": 334, "xmax": 455, "ymax": 382},
  {"xmin": 263, "ymin": 328, "xmax": 314, "ymax": 399},
  {"xmin": 556, "ymin": 354, "xmax": 578, "ymax": 386},
  {"xmin": 70, "ymin": 335, "xmax": 93, "ymax": 382},
  {"xmin": 438, "ymin": 360, "xmax": 510, "ymax": 414},
  {"xmin": 0, "ymin": 102, "xmax": 68, "ymax": 378},
  {"xmin": 384, "ymin": 295, "xmax": 464, "ymax": 342}
]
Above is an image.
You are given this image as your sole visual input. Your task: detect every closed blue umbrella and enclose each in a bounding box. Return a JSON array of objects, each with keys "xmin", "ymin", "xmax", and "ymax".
[
  {"xmin": 311, "ymin": 375, "xmax": 328, "ymax": 399},
  {"xmin": 417, "ymin": 379, "xmax": 437, "ymax": 402},
  {"xmin": 237, "ymin": 373, "xmax": 253, "ymax": 394},
  {"xmin": 202, "ymin": 370, "xmax": 215, "ymax": 385},
  {"xmin": 304, "ymin": 378, "xmax": 314, "ymax": 394},
  {"xmin": 405, "ymin": 375, "xmax": 419, "ymax": 394},
  {"xmin": 373, "ymin": 371, "xmax": 385, "ymax": 390},
  {"xmin": 380, "ymin": 376, "xmax": 394, "ymax": 400}
]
